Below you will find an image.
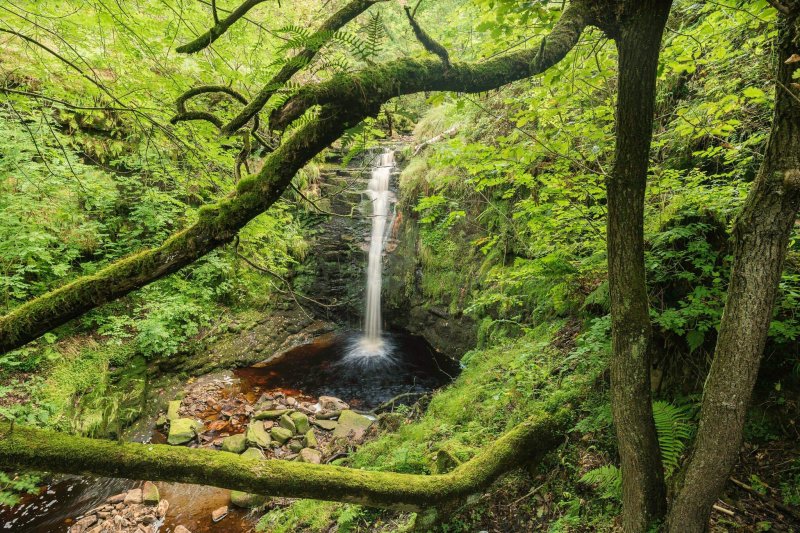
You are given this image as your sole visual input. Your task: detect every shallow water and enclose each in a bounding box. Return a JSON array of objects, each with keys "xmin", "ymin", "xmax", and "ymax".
[{"xmin": 0, "ymin": 332, "xmax": 456, "ymax": 532}]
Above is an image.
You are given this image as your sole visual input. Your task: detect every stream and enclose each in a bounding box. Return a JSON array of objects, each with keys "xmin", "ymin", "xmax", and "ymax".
[{"xmin": 0, "ymin": 331, "xmax": 457, "ymax": 532}]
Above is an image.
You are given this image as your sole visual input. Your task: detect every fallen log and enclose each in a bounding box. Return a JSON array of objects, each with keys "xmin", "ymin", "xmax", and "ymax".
[{"xmin": 0, "ymin": 410, "xmax": 567, "ymax": 511}]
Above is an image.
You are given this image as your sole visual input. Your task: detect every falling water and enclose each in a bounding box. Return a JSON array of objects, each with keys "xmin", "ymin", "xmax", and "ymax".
[{"xmin": 347, "ymin": 150, "xmax": 396, "ymax": 361}]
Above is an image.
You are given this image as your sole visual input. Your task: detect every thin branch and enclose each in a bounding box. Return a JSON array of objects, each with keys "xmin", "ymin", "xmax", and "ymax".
[
  {"xmin": 221, "ymin": 0, "xmax": 388, "ymax": 136},
  {"xmin": 404, "ymin": 5, "xmax": 450, "ymax": 68},
  {"xmin": 176, "ymin": 0, "xmax": 272, "ymax": 54}
]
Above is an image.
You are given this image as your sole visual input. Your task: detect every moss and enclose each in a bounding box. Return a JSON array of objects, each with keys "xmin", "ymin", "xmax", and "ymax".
[{"xmin": 0, "ymin": 403, "xmax": 566, "ymax": 511}]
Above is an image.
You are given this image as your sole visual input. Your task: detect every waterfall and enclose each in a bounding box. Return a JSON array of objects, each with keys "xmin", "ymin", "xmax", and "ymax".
[{"xmin": 348, "ymin": 150, "xmax": 395, "ymax": 360}]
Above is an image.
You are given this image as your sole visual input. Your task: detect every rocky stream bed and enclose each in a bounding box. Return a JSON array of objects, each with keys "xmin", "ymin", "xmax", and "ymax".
[{"xmin": 1, "ymin": 332, "xmax": 457, "ymax": 532}]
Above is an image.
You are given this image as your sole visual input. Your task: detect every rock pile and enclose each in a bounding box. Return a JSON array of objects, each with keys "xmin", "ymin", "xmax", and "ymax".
[
  {"xmin": 157, "ymin": 383, "xmax": 375, "ymax": 508},
  {"xmin": 68, "ymin": 484, "xmax": 171, "ymax": 533}
]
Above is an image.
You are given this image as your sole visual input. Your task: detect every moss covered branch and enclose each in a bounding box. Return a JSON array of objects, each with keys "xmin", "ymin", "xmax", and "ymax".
[
  {"xmin": 271, "ymin": 1, "xmax": 592, "ymax": 130},
  {"xmin": 0, "ymin": 412, "xmax": 567, "ymax": 510},
  {"xmin": 176, "ymin": 0, "xmax": 272, "ymax": 54},
  {"xmin": 0, "ymin": 1, "xmax": 591, "ymax": 354},
  {"xmin": 221, "ymin": 0, "xmax": 388, "ymax": 136},
  {"xmin": 404, "ymin": 6, "xmax": 450, "ymax": 68}
]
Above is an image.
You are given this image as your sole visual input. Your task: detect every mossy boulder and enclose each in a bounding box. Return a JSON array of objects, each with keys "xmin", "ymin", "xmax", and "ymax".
[
  {"xmin": 298, "ymin": 448, "xmax": 322, "ymax": 464},
  {"xmin": 253, "ymin": 409, "xmax": 291, "ymax": 420},
  {"xmin": 230, "ymin": 490, "xmax": 266, "ymax": 508},
  {"xmin": 288, "ymin": 439, "xmax": 304, "ymax": 453},
  {"xmin": 142, "ymin": 481, "xmax": 159, "ymax": 505},
  {"xmin": 241, "ymin": 447, "xmax": 265, "ymax": 460},
  {"xmin": 333, "ymin": 410, "xmax": 372, "ymax": 441},
  {"xmin": 270, "ymin": 426, "xmax": 293, "ymax": 445},
  {"xmin": 221, "ymin": 433, "xmax": 247, "ymax": 453},
  {"xmin": 312, "ymin": 419, "xmax": 338, "ymax": 431},
  {"xmin": 304, "ymin": 429, "xmax": 318, "ymax": 449},
  {"xmin": 167, "ymin": 418, "xmax": 203, "ymax": 445},
  {"xmin": 245, "ymin": 422, "xmax": 271, "ymax": 448},
  {"xmin": 278, "ymin": 413, "xmax": 297, "ymax": 434},
  {"xmin": 166, "ymin": 400, "xmax": 181, "ymax": 421},
  {"xmin": 290, "ymin": 412, "xmax": 310, "ymax": 434}
]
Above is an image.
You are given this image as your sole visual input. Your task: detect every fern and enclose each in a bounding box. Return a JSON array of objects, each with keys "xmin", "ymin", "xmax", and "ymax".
[
  {"xmin": 580, "ymin": 400, "xmax": 694, "ymax": 501},
  {"xmin": 357, "ymin": 12, "xmax": 385, "ymax": 63},
  {"xmin": 652, "ymin": 400, "xmax": 693, "ymax": 477},
  {"xmin": 580, "ymin": 464, "xmax": 622, "ymax": 500}
]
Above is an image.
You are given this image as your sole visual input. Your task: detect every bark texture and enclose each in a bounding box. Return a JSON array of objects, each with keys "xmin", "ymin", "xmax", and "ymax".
[
  {"xmin": 0, "ymin": 411, "xmax": 566, "ymax": 510},
  {"xmin": 0, "ymin": 2, "xmax": 593, "ymax": 354},
  {"xmin": 605, "ymin": 2, "xmax": 672, "ymax": 531},
  {"xmin": 666, "ymin": 10, "xmax": 800, "ymax": 532}
]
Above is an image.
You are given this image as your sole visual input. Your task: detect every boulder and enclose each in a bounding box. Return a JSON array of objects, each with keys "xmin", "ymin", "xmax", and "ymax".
[
  {"xmin": 278, "ymin": 413, "xmax": 296, "ymax": 434},
  {"xmin": 270, "ymin": 426, "xmax": 293, "ymax": 445},
  {"xmin": 333, "ymin": 410, "xmax": 372, "ymax": 441},
  {"xmin": 241, "ymin": 447, "xmax": 265, "ymax": 460},
  {"xmin": 155, "ymin": 415, "xmax": 168, "ymax": 428},
  {"xmin": 141, "ymin": 481, "xmax": 159, "ymax": 505},
  {"xmin": 230, "ymin": 490, "xmax": 267, "ymax": 508},
  {"xmin": 290, "ymin": 412, "xmax": 310, "ymax": 434},
  {"xmin": 253, "ymin": 409, "xmax": 291, "ymax": 420},
  {"xmin": 211, "ymin": 505, "xmax": 228, "ymax": 522},
  {"xmin": 220, "ymin": 433, "xmax": 247, "ymax": 453},
  {"xmin": 166, "ymin": 400, "xmax": 182, "ymax": 420},
  {"xmin": 245, "ymin": 421, "xmax": 271, "ymax": 448},
  {"xmin": 174, "ymin": 526, "xmax": 192, "ymax": 533},
  {"xmin": 311, "ymin": 419, "xmax": 337, "ymax": 431},
  {"xmin": 304, "ymin": 429, "xmax": 318, "ymax": 449},
  {"xmin": 156, "ymin": 499, "xmax": 170, "ymax": 519},
  {"xmin": 319, "ymin": 396, "xmax": 349, "ymax": 411},
  {"xmin": 71, "ymin": 514, "xmax": 97, "ymax": 533},
  {"xmin": 288, "ymin": 439, "xmax": 304, "ymax": 453},
  {"xmin": 167, "ymin": 418, "xmax": 203, "ymax": 445},
  {"xmin": 298, "ymin": 448, "xmax": 322, "ymax": 464},
  {"xmin": 123, "ymin": 488, "xmax": 143, "ymax": 505}
]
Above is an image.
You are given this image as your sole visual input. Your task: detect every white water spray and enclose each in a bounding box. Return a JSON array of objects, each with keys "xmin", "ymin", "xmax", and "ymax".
[{"xmin": 348, "ymin": 150, "xmax": 396, "ymax": 361}]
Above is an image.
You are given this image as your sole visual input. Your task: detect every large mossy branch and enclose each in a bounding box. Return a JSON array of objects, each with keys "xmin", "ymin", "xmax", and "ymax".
[
  {"xmin": 0, "ymin": 2, "xmax": 591, "ymax": 354},
  {"xmin": 221, "ymin": 0, "xmax": 387, "ymax": 135},
  {"xmin": 271, "ymin": 1, "xmax": 592, "ymax": 130},
  {"xmin": 0, "ymin": 412, "xmax": 567, "ymax": 510}
]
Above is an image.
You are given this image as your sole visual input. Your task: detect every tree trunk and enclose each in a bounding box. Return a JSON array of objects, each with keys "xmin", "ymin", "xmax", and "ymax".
[
  {"xmin": 0, "ymin": 411, "xmax": 566, "ymax": 511},
  {"xmin": 666, "ymin": 10, "xmax": 800, "ymax": 532},
  {"xmin": 606, "ymin": 2, "xmax": 672, "ymax": 531}
]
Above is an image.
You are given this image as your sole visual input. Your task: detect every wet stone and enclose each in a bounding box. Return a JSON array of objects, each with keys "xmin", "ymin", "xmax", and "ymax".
[
  {"xmin": 211, "ymin": 505, "xmax": 228, "ymax": 522},
  {"xmin": 124, "ymin": 489, "xmax": 143, "ymax": 505},
  {"xmin": 221, "ymin": 433, "xmax": 247, "ymax": 453},
  {"xmin": 290, "ymin": 412, "xmax": 310, "ymax": 434},
  {"xmin": 304, "ymin": 429, "xmax": 318, "ymax": 449},
  {"xmin": 278, "ymin": 413, "xmax": 297, "ymax": 434},
  {"xmin": 253, "ymin": 409, "xmax": 291, "ymax": 420},
  {"xmin": 141, "ymin": 481, "xmax": 159, "ymax": 505},
  {"xmin": 299, "ymin": 448, "xmax": 322, "ymax": 464},
  {"xmin": 270, "ymin": 426, "xmax": 293, "ymax": 445},
  {"xmin": 312, "ymin": 419, "xmax": 338, "ymax": 431},
  {"xmin": 333, "ymin": 410, "xmax": 372, "ymax": 441},
  {"xmin": 246, "ymin": 421, "xmax": 271, "ymax": 447},
  {"xmin": 241, "ymin": 447, "xmax": 265, "ymax": 460}
]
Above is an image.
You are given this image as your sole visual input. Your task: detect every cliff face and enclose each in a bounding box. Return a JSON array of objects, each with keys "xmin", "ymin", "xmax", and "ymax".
[{"xmin": 383, "ymin": 195, "xmax": 477, "ymax": 360}]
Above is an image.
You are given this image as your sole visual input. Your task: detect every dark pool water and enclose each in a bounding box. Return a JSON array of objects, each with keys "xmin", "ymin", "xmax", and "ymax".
[{"xmin": 0, "ymin": 332, "xmax": 457, "ymax": 532}]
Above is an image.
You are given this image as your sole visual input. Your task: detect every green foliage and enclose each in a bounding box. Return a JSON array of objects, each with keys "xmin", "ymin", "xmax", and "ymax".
[{"xmin": 0, "ymin": 471, "xmax": 40, "ymax": 506}]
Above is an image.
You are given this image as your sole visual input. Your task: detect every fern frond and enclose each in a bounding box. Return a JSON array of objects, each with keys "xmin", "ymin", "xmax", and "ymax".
[
  {"xmin": 580, "ymin": 464, "xmax": 622, "ymax": 500},
  {"xmin": 653, "ymin": 400, "xmax": 693, "ymax": 477}
]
